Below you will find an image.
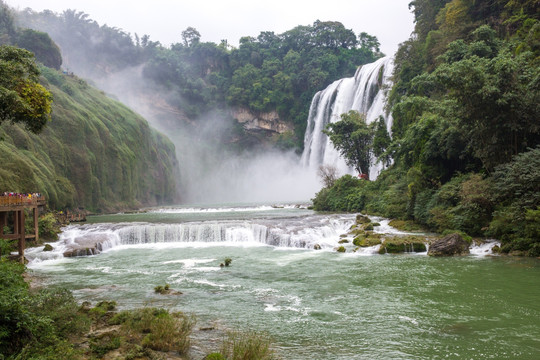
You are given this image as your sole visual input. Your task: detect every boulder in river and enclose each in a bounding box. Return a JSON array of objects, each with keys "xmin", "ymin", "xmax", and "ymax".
[{"xmin": 428, "ymin": 233, "xmax": 470, "ymax": 256}]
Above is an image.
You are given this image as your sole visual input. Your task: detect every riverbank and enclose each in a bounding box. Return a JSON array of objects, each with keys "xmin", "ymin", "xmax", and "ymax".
[{"xmin": 2, "ymin": 259, "xmax": 279, "ymax": 359}]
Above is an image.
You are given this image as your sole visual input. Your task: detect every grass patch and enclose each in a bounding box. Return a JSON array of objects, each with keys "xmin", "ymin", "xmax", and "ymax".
[
  {"xmin": 154, "ymin": 283, "xmax": 170, "ymax": 294},
  {"xmin": 110, "ymin": 307, "xmax": 195, "ymax": 354},
  {"xmin": 218, "ymin": 330, "xmax": 279, "ymax": 360},
  {"xmin": 388, "ymin": 219, "xmax": 426, "ymax": 232}
]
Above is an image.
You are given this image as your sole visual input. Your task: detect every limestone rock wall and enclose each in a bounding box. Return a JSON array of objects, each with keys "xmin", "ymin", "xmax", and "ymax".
[{"xmin": 232, "ymin": 107, "xmax": 293, "ymax": 134}]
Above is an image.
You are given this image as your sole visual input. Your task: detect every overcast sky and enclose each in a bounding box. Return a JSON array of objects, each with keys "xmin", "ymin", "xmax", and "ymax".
[{"xmin": 5, "ymin": 0, "xmax": 415, "ymax": 55}]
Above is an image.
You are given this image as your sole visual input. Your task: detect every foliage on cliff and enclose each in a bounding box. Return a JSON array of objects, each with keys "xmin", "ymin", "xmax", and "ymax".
[
  {"xmin": 0, "ymin": 45, "xmax": 52, "ymax": 133},
  {"xmin": 1, "ymin": 2, "xmax": 178, "ymax": 211},
  {"xmin": 0, "ymin": 65, "xmax": 178, "ymax": 211},
  {"xmin": 314, "ymin": 0, "xmax": 540, "ymax": 256},
  {"xmin": 15, "ymin": 8, "xmax": 382, "ymax": 145}
]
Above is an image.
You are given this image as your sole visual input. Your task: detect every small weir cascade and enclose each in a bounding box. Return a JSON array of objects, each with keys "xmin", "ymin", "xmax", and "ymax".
[{"xmin": 301, "ymin": 56, "xmax": 394, "ymax": 179}]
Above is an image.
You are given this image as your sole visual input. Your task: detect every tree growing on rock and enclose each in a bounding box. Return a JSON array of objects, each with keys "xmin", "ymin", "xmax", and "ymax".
[{"xmin": 323, "ymin": 110, "xmax": 373, "ymax": 175}]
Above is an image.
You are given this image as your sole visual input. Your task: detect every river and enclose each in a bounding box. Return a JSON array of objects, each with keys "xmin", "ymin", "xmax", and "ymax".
[{"xmin": 26, "ymin": 204, "xmax": 540, "ymax": 359}]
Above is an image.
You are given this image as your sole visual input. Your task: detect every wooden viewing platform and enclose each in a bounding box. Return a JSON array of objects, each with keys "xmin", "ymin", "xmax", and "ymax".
[{"xmin": 0, "ymin": 195, "xmax": 46, "ymax": 263}]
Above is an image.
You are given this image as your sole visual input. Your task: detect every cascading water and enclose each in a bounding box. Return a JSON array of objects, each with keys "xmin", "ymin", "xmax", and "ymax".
[
  {"xmin": 24, "ymin": 214, "xmax": 358, "ymax": 263},
  {"xmin": 301, "ymin": 56, "xmax": 394, "ymax": 179}
]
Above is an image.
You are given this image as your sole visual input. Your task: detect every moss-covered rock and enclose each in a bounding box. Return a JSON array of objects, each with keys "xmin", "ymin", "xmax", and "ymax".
[
  {"xmin": 336, "ymin": 246, "xmax": 346, "ymax": 253},
  {"xmin": 356, "ymin": 214, "xmax": 371, "ymax": 224},
  {"xmin": 353, "ymin": 233, "xmax": 382, "ymax": 247},
  {"xmin": 378, "ymin": 235, "xmax": 429, "ymax": 254}
]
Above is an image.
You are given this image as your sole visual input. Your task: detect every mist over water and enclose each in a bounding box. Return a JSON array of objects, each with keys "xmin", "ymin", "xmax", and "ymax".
[{"xmin": 94, "ymin": 66, "xmax": 320, "ymax": 204}]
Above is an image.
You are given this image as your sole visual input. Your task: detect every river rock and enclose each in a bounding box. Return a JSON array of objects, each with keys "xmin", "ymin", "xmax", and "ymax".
[
  {"xmin": 356, "ymin": 214, "xmax": 371, "ymax": 224},
  {"xmin": 428, "ymin": 233, "xmax": 470, "ymax": 256}
]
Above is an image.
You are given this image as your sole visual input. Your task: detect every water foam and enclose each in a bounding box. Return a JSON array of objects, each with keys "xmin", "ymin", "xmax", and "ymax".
[{"xmin": 26, "ymin": 214, "xmax": 356, "ymax": 265}]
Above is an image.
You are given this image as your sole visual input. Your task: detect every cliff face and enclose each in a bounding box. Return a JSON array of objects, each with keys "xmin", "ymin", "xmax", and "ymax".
[
  {"xmin": 0, "ymin": 67, "xmax": 179, "ymax": 212},
  {"xmin": 232, "ymin": 107, "xmax": 293, "ymax": 135}
]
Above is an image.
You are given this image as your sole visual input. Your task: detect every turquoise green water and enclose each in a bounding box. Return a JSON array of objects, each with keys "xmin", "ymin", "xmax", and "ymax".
[{"xmin": 28, "ymin": 206, "xmax": 540, "ymax": 359}]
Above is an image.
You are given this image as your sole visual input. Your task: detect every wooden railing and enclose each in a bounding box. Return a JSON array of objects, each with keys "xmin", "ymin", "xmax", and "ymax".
[{"xmin": 0, "ymin": 195, "xmax": 46, "ymax": 207}]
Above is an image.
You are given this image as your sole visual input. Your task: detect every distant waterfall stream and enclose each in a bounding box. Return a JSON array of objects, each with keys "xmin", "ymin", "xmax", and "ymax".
[{"xmin": 301, "ymin": 56, "xmax": 394, "ymax": 179}]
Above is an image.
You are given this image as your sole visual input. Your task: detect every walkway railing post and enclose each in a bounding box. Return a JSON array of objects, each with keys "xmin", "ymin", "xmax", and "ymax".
[
  {"xmin": 33, "ymin": 207, "xmax": 39, "ymax": 243},
  {"xmin": 0, "ymin": 212, "xmax": 6, "ymax": 235},
  {"xmin": 14, "ymin": 210, "xmax": 19, "ymax": 234},
  {"xmin": 18, "ymin": 210, "xmax": 25, "ymax": 263}
]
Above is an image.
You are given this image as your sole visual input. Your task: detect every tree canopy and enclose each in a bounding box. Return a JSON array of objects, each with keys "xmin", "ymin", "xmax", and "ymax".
[
  {"xmin": 323, "ymin": 111, "xmax": 373, "ymax": 175},
  {"xmin": 0, "ymin": 45, "xmax": 52, "ymax": 133},
  {"xmin": 15, "ymin": 28, "xmax": 62, "ymax": 69},
  {"xmin": 15, "ymin": 10, "xmax": 383, "ymax": 145}
]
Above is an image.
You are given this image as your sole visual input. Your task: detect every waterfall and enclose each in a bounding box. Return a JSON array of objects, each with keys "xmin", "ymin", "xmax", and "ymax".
[
  {"xmin": 24, "ymin": 216, "xmax": 357, "ymax": 262},
  {"xmin": 301, "ymin": 56, "xmax": 394, "ymax": 179}
]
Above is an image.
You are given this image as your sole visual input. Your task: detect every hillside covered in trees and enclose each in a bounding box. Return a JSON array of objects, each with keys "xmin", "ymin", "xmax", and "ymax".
[
  {"xmin": 15, "ymin": 8, "xmax": 383, "ymax": 145},
  {"xmin": 313, "ymin": 0, "xmax": 540, "ymax": 256},
  {"xmin": 0, "ymin": 1, "xmax": 178, "ymax": 211}
]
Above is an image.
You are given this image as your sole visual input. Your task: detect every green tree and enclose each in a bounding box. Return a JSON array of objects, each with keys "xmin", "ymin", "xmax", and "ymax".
[
  {"xmin": 372, "ymin": 116, "xmax": 391, "ymax": 166},
  {"xmin": 181, "ymin": 26, "xmax": 201, "ymax": 47},
  {"xmin": 358, "ymin": 32, "xmax": 381, "ymax": 54},
  {"xmin": 16, "ymin": 28, "xmax": 62, "ymax": 69},
  {"xmin": 430, "ymin": 28, "xmax": 540, "ymax": 171},
  {"xmin": 0, "ymin": 45, "xmax": 52, "ymax": 133},
  {"xmin": 323, "ymin": 110, "xmax": 373, "ymax": 175},
  {"xmin": 0, "ymin": 0, "xmax": 16, "ymax": 44}
]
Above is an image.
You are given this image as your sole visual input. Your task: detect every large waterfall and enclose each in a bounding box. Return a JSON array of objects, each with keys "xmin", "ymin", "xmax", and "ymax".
[{"xmin": 301, "ymin": 56, "xmax": 394, "ymax": 179}]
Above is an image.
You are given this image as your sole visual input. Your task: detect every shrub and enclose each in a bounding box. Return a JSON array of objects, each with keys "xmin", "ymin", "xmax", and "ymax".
[
  {"xmin": 39, "ymin": 212, "xmax": 61, "ymax": 241},
  {"xmin": 219, "ymin": 330, "xmax": 279, "ymax": 360},
  {"xmin": 113, "ymin": 307, "xmax": 195, "ymax": 354},
  {"xmin": 312, "ymin": 175, "xmax": 365, "ymax": 212},
  {"xmin": 0, "ymin": 260, "xmax": 88, "ymax": 358},
  {"xmin": 90, "ymin": 334, "xmax": 121, "ymax": 357},
  {"xmin": 89, "ymin": 300, "xmax": 117, "ymax": 321},
  {"xmin": 0, "ymin": 239, "xmax": 14, "ymax": 257}
]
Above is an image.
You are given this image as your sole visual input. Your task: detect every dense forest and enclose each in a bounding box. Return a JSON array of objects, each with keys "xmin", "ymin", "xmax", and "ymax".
[
  {"xmin": 15, "ymin": 9, "xmax": 383, "ymax": 145},
  {"xmin": 0, "ymin": 1, "xmax": 178, "ymax": 211},
  {"xmin": 313, "ymin": 0, "xmax": 540, "ymax": 256}
]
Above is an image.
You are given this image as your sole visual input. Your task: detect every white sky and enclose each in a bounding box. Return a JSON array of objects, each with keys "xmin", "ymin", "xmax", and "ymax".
[{"xmin": 5, "ymin": 0, "xmax": 414, "ymax": 55}]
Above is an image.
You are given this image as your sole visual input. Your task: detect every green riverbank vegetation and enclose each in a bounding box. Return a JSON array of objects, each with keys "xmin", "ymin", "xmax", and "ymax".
[
  {"xmin": 313, "ymin": 0, "xmax": 540, "ymax": 256},
  {"xmin": 0, "ymin": 2, "xmax": 178, "ymax": 212},
  {"xmin": 0, "ymin": 259, "xmax": 281, "ymax": 359}
]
